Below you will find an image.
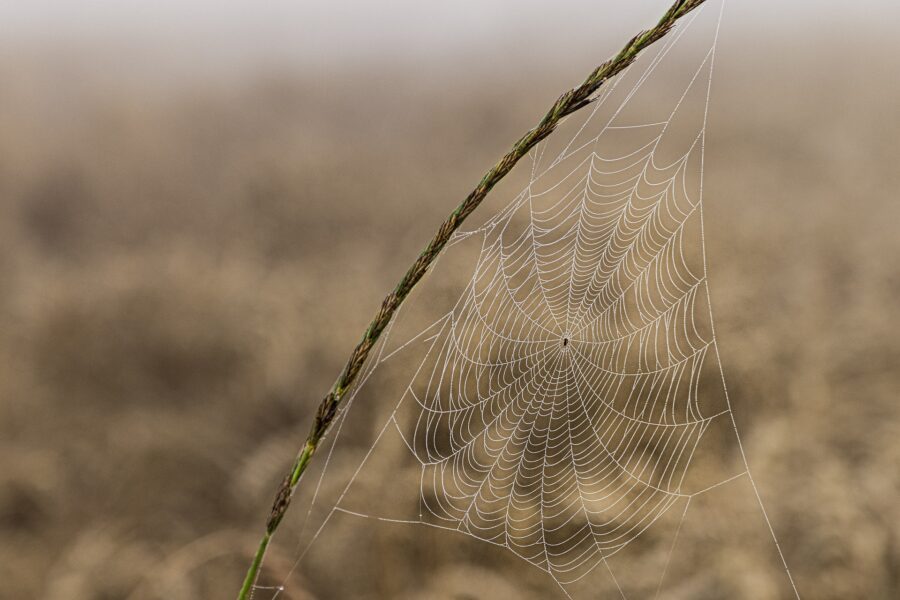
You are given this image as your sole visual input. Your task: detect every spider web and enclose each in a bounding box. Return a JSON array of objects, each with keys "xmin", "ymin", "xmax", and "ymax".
[{"xmin": 258, "ymin": 2, "xmax": 799, "ymax": 598}]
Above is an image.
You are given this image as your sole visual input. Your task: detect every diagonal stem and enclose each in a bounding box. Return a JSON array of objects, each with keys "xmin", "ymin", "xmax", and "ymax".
[{"xmin": 237, "ymin": 1, "xmax": 708, "ymax": 597}]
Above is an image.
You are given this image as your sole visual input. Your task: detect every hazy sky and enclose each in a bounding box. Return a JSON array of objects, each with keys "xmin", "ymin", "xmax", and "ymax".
[{"xmin": 2, "ymin": 0, "xmax": 897, "ymax": 74}]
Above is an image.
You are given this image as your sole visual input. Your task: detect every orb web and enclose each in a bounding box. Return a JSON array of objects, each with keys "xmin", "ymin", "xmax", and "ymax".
[{"xmin": 259, "ymin": 2, "xmax": 799, "ymax": 599}]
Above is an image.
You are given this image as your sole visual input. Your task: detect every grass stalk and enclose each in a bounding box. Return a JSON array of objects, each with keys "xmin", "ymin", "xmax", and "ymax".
[{"xmin": 237, "ymin": 1, "xmax": 707, "ymax": 597}]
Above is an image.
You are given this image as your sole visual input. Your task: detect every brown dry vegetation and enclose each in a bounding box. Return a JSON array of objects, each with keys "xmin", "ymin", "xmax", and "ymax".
[{"xmin": 1, "ymin": 30, "xmax": 899, "ymax": 600}]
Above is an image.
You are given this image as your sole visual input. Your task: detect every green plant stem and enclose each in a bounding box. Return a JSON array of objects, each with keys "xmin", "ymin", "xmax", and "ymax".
[
  {"xmin": 238, "ymin": 533, "xmax": 270, "ymax": 600},
  {"xmin": 237, "ymin": 1, "xmax": 707, "ymax": 597}
]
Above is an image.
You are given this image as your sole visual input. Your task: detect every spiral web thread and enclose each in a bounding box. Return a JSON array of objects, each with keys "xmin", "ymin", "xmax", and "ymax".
[{"xmin": 264, "ymin": 3, "xmax": 799, "ymax": 598}]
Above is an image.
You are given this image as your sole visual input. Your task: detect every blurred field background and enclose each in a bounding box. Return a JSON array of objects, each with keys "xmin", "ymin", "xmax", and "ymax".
[{"xmin": 1, "ymin": 1, "xmax": 899, "ymax": 598}]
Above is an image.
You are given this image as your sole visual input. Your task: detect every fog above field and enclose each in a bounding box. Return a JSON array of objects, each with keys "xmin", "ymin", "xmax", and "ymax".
[{"xmin": 3, "ymin": 0, "xmax": 898, "ymax": 77}]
